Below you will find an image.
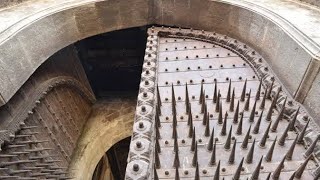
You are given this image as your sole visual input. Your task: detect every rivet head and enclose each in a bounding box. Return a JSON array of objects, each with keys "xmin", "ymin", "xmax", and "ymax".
[
  {"xmin": 145, "ymin": 81, "xmax": 149, "ymax": 86},
  {"xmin": 147, "ymin": 62, "xmax": 151, "ymax": 65},
  {"xmin": 136, "ymin": 141, "xmax": 142, "ymax": 148},
  {"xmin": 148, "ymin": 53, "xmax": 151, "ymax": 57},
  {"xmin": 146, "ymin": 70, "xmax": 150, "ymax": 75},
  {"xmin": 139, "ymin": 122, "xmax": 144, "ymax": 129},
  {"xmin": 143, "ymin": 92, "xmax": 148, "ymax": 97},
  {"xmin": 133, "ymin": 164, "xmax": 140, "ymax": 172},
  {"xmin": 141, "ymin": 106, "xmax": 146, "ymax": 112}
]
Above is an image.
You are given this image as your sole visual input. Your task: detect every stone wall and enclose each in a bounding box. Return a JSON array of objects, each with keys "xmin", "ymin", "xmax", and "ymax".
[
  {"xmin": 298, "ymin": 0, "xmax": 320, "ymax": 7},
  {"xmin": 0, "ymin": 45, "xmax": 95, "ymax": 178},
  {"xmin": 0, "ymin": 0, "xmax": 31, "ymax": 8}
]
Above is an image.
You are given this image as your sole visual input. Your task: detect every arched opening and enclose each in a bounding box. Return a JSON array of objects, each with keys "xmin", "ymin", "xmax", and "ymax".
[{"xmin": 92, "ymin": 136, "xmax": 131, "ymax": 180}]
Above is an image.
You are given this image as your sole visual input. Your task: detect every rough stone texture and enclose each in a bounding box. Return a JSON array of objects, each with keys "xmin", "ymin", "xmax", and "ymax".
[
  {"xmin": 304, "ymin": 69, "xmax": 320, "ymax": 123},
  {"xmin": 0, "ymin": 45, "xmax": 95, "ymax": 178},
  {"xmin": 0, "ymin": 0, "xmax": 31, "ymax": 8},
  {"xmin": 0, "ymin": 0, "xmax": 151, "ymax": 106},
  {"xmin": 69, "ymin": 98, "xmax": 136, "ymax": 180},
  {"xmin": 0, "ymin": 0, "xmax": 318, "ymax": 113},
  {"xmin": 298, "ymin": 0, "xmax": 320, "ymax": 7}
]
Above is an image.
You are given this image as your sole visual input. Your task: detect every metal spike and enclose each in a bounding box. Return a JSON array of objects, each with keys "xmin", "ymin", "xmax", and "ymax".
[
  {"xmin": 230, "ymin": 88, "xmax": 235, "ymax": 111},
  {"xmin": 199, "ymin": 82, "xmax": 204, "ymax": 104},
  {"xmin": 226, "ymin": 79, "xmax": 232, "ymax": 102},
  {"xmin": 188, "ymin": 115, "xmax": 194, "ymax": 138},
  {"xmin": 174, "ymin": 131, "xmax": 179, "ymax": 153},
  {"xmin": 173, "ymin": 149, "xmax": 180, "ymax": 168},
  {"xmin": 304, "ymin": 135, "xmax": 320, "ymax": 157},
  {"xmin": 266, "ymin": 80, "xmax": 274, "ymax": 99},
  {"xmin": 218, "ymin": 102, "xmax": 223, "ymax": 124},
  {"xmin": 289, "ymin": 172, "xmax": 295, "ymax": 180},
  {"xmin": 271, "ymin": 88, "xmax": 281, "ymax": 108},
  {"xmin": 175, "ymin": 166, "xmax": 180, "ymax": 180},
  {"xmin": 224, "ymin": 126, "xmax": 233, "ymax": 150},
  {"xmin": 202, "ymin": 103, "xmax": 207, "ymax": 125},
  {"xmin": 244, "ymin": 89, "xmax": 251, "ymax": 111},
  {"xmin": 272, "ymin": 156, "xmax": 286, "ymax": 180},
  {"xmin": 266, "ymin": 172, "xmax": 271, "ymax": 180},
  {"xmin": 191, "ymin": 127, "xmax": 196, "ymax": 151},
  {"xmin": 233, "ymin": 157, "xmax": 244, "ymax": 180},
  {"xmin": 245, "ymin": 139, "xmax": 256, "ymax": 164},
  {"xmin": 295, "ymin": 154, "xmax": 313, "ymax": 178},
  {"xmin": 207, "ymin": 127, "xmax": 215, "ymax": 151},
  {"xmin": 241, "ymin": 125, "xmax": 252, "ymax": 149},
  {"xmin": 215, "ymin": 92, "xmax": 221, "ymax": 112},
  {"xmin": 157, "ymin": 84, "xmax": 162, "ymax": 107},
  {"xmin": 154, "ymin": 164, "xmax": 159, "ymax": 180},
  {"xmin": 240, "ymin": 79, "xmax": 247, "ymax": 102},
  {"xmin": 286, "ymin": 134, "xmax": 298, "ymax": 160},
  {"xmin": 155, "ymin": 135, "xmax": 161, "ymax": 153},
  {"xmin": 155, "ymin": 106, "xmax": 161, "ymax": 128},
  {"xmin": 253, "ymin": 111, "xmax": 263, "ymax": 134},
  {"xmin": 192, "ymin": 142, "xmax": 198, "ymax": 167},
  {"xmin": 278, "ymin": 122, "xmax": 290, "ymax": 146},
  {"xmin": 233, "ymin": 101, "xmax": 240, "ymax": 123},
  {"xmin": 188, "ymin": 103, "xmax": 192, "ymax": 126},
  {"xmin": 259, "ymin": 121, "xmax": 272, "ymax": 147},
  {"xmin": 172, "ymin": 119, "xmax": 178, "ymax": 139},
  {"xmin": 205, "ymin": 113, "xmax": 210, "ymax": 137},
  {"xmin": 172, "ymin": 84, "xmax": 176, "ymax": 107},
  {"xmin": 255, "ymin": 79, "xmax": 262, "ymax": 100},
  {"xmin": 213, "ymin": 81, "xmax": 218, "ymax": 103},
  {"xmin": 289, "ymin": 107, "xmax": 300, "ymax": 131},
  {"xmin": 271, "ymin": 98, "xmax": 287, "ymax": 132},
  {"xmin": 265, "ymin": 136, "xmax": 277, "ymax": 162},
  {"xmin": 250, "ymin": 156, "xmax": 263, "ymax": 180},
  {"xmin": 195, "ymin": 162, "xmax": 200, "ymax": 180},
  {"xmin": 249, "ymin": 98, "xmax": 257, "ymax": 122},
  {"xmin": 201, "ymin": 92, "xmax": 206, "ymax": 114},
  {"xmin": 236, "ymin": 113, "xmax": 244, "ymax": 135},
  {"xmin": 259, "ymin": 88, "xmax": 267, "ymax": 110},
  {"xmin": 155, "ymin": 146, "xmax": 161, "ymax": 168},
  {"xmin": 155, "ymin": 120, "xmax": 161, "ymax": 139},
  {"xmin": 213, "ymin": 160, "xmax": 221, "ymax": 180},
  {"xmin": 297, "ymin": 120, "xmax": 310, "ymax": 144},
  {"xmin": 209, "ymin": 140, "xmax": 217, "ymax": 166},
  {"xmin": 228, "ymin": 139, "xmax": 237, "ymax": 164},
  {"xmin": 221, "ymin": 112, "xmax": 228, "ymax": 136},
  {"xmin": 265, "ymin": 104, "xmax": 273, "ymax": 121},
  {"xmin": 185, "ymin": 83, "xmax": 190, "ymax": 113}
]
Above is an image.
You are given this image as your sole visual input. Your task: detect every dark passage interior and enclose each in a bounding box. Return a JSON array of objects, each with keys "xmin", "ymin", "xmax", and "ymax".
[
  {"xmin": 75, "ymin": 26, "xmax": 148, "ymax": 98},
  {"xmin": 75, "ymin": 27, "xmax": 148, "ymax": 179}
]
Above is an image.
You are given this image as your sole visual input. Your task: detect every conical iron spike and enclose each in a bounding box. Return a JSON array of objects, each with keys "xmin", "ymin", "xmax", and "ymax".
[
  {"xmin": 249, "ymin": 98, "xmax": 257, "ymax": 122},
  {"xmin": 221, "ymin": 112, "xmax": 228, "ymax": 136},
  {"xmin": 209, "ymin": 140, "xmax": 217, "ymax": 166},
  {"xmin": 241, "ymin": 125, "xmax": 252, "ymax": 149},
  {"xmin": 233, "ymin": 101, "xmax": 240, "ymax": 123},
  {"xmin": 253, "ymin": 110, "xmax": 263, "ymax": 134},
  {"xmin": 213, "ymin": 160, "xmax": 221, "ymax": 180},
  {"xmin": 226, "ymin": 79, "xmax": 232, "ymax": 102},
  {"xmin": 233, "ymin": 157, "xmax": 244, "ymax": 180},
  {"xmin": 236, "ymin": 113, "xmax": 244, "ymax": 135},
  {"xmin": 191, "ymin": 127, "xmax": 196, "ymax": 151},
  {"xmin": 265, "ymin": 136, "xmax": 277, "ymax": 162},
  {"xmin": 259, "ymin": 88, "xmax": 267, "ymax": 110},
  {"xmin": 255, "ymin": 79, "xmax": 262, "ymax": 100},
  {"xmin": 304, "ymin": 135, "xmax": 320, "ymax": 157},
  {"xmin": 278, "ymin": 122, "xmax": 291, "ymax": 146},
  {"xmin": 207, "ymin": 127, "xmax": 215, "ymax": 151},
  {"xmin": 272, "ymin": 155, "xmax": 286, "ymax": 180},
  {"xmin": 259, "ymin": 121, "xmax": 272, "ymax": 147},
  {"xmin": 230, "ymin": 87, "xmax": 235, "ymax": 111},
  {"xmin": 289, "ymin": 107, "xmax": 300, "ymax": 131},
  {"xmin": 297, "ymin": 120, "xmax": 310, "ymax": 144},
  {"xmin": 240, "ymin": 79, "xmax": 247, "ymax": 102},
  {"xmin": 205, "ymin": 113, "xmax": 210, "ymax": 137},
  {"xmin": 224, "ymin": 126, "xmax": 233, "ymax": 150},
  {"xmin": 175, "ymin": 166, "xmax": 180, "ymax": 180},
  {"xmin": 244, "ymin": 89, "xmax": 251, "ymax": 111},
  {"xmin": 295, "ymin": 154, "xmax": 313, "ymax": 178},
  {"xmin": 228, "ymin": 139, "xmax": 237, "ymax": 164},
  {"xmin": 245, "ymin": 139, "xmax": 256, "ymax": 164},
  {"xmin": 286, "ymin": 134, "xmax": 298, "ymax": 160},
  {"xmin": 192, "ymin": 142, "xmax": 198, "ymax": 167},
  {"xmin": 250, "ymin": 156, "xmax": 263, "ymax": 180}
]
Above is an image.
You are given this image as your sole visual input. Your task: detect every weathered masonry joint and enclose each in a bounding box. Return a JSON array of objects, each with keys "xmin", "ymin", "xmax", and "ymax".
[{"xmin": 125, "ymin": 27, "xmax": 320, "ymax": 179}]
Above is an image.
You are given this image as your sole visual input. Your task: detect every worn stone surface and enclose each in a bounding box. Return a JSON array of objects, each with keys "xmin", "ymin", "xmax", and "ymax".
[
  {"xmin": 304, "ymin": 70, "xmax": 320, "ymax": 122},
  {"xmin": 0, "ymin": 45, "xmax": 94, "ymax": 178},
  {"xmin": 69, "ymin": 98, "xmax": 136, "ymax": 180}
]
